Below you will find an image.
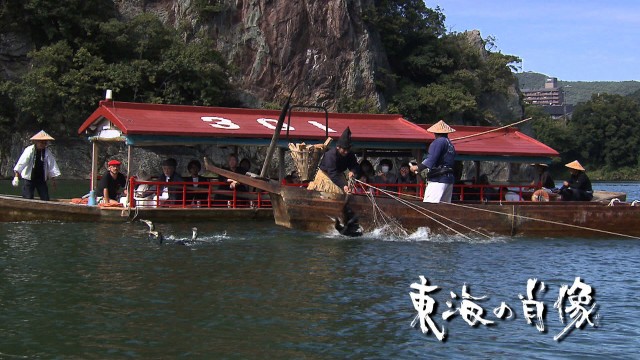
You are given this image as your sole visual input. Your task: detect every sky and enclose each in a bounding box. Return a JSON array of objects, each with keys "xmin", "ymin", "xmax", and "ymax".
[{"xmin": 428, "ymin": 0, "xmax": 640, "ymax": 81}]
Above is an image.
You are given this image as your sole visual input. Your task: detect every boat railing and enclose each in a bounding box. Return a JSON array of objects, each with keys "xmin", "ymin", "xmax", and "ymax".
[
  {"xmin": 126, "ymin": 177, "xmax": 272, "ymax": 209},
  {"xmin": 283, "ymin": 180, "xmax": 536, "ymax": 202}
]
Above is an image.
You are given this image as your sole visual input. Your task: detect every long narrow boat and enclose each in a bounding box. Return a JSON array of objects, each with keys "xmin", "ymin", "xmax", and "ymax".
[
  {"xmin": 0, "ymin": 194, "xmax": 272, "ymax": 223},
  {"xmin": 208, "ymin": 165, "xmax": 640, "ymax": 239}
]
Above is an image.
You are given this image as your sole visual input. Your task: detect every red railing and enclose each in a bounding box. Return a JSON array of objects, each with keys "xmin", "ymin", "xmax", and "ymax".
[
  {"xmin": 127, "ymin": 177, "xmax": 272, "ymax": 209},
  {"xmin": 283, "ymin": 181, "xmax": 536, "ymax": 201}
]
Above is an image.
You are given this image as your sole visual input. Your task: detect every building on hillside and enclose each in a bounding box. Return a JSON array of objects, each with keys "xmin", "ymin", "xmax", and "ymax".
[
  {"xmin": 521, "ymin": 77, "xmax": 564, "ymax": 105},
  {"xmin": 521, "ymin": 77, "xmax": 573, "ymax": 119}
]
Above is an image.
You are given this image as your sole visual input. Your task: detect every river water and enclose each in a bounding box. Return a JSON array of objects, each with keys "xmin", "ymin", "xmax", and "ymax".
[{"xmin": 1, "ymin": 182, "xmax": 640, "ymax": 359}]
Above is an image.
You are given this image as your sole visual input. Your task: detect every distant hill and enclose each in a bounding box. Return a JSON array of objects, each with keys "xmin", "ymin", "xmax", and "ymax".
[{"xmin": 515, "ymin": 72, "xmax": 640, "ymax": 105}]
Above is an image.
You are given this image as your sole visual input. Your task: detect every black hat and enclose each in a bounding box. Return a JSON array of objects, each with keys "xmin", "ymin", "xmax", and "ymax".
[{"xmin": 336, "ymin": 127, "xmax": 352, "ymax": 149}]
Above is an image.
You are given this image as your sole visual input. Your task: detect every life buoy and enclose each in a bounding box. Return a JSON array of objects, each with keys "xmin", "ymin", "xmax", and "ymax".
[{"xmin": 531, "ymin": 189, "xmax": 550, "ymax": 202}]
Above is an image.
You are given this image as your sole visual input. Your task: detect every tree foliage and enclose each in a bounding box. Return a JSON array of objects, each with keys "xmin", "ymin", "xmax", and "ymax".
[
  {"xmin": 569, "ymin": 94, "xmax": 640, "ymax": 169},
  {"xmin": 0, "ymin": 7, "xmax": 236, "ymax": 138},
  {"xmin": 366, "ymin": 1, "xmax": 521, "ymax": 123},
  {"xmin": 528, "ymin": 94, "xmax": 640, "ymax": 177}
]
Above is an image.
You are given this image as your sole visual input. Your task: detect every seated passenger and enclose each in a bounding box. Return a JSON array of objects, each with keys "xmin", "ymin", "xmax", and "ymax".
[
  {"xmin": 134, "ymin": 171, "xmax": 156, "ymax": 208},
  {"xmin": 397, "ymin": 162, "xmax": 418, "ymax": 194},
  {"xmin": 156, "ymin": 158, "xmax": 184, "ymax": 205},
  {"xmin": 373, "ymin": 159, "xmax": 397, "ymax": 191},
  {"xmin": 239, "ymin": 158, "xmax": 253, "ymax": 174},
  {"xmin": 557, "ymin": 160, "xmax": 593, "ymax": 201},
  {"xmin": 358, "ymin": 159, "xmax": 375, "ymax": 180},
  {"xmin": 186, "ymin": 159, "xmax": 209, "ymax": 205},
  {"xmin": 530, "ymin": 163, "xmax": 555, "ymax": 190},
  {"xmin": 96, "ymin": 159, "xmax": 126, "ymax": 205}
]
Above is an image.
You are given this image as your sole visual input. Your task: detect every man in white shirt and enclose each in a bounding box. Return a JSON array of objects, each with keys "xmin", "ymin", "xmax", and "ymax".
[{"xmin": 13, "ymin": 130, "xmax": 61, "ymax": 201}]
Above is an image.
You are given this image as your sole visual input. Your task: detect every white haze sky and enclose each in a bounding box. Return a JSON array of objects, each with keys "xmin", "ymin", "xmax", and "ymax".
[{"xmin": 429, "ymin": 0, "xmax": 640, "ymax": 81}]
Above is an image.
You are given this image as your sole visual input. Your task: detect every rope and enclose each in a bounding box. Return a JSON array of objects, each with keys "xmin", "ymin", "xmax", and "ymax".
[
  {"xmin": 352, "ymin": 179, "xmax": 491, "ymax": 239},
  {"xmin": 450, "ymin": 117, "xmax": 533, "ymax": 142},
  {"xmin": 351, "ymin": 178, "xmax": 640, "ymax": 240}
]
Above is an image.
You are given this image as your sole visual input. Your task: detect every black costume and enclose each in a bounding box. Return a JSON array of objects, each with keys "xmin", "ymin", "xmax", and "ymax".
[
  {"xmin": 319, "ymin": 147, "xmax": 359, "ymax": 189},
  {"xmin": 559, "ymin": 172, "xmax": 593, "ymax": 201}
]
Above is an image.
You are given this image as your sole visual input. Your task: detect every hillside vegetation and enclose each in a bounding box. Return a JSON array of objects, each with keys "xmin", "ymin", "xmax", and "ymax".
[{"xmin": 515, "ymin": 72, "xmax": 640, "ymax": 105}]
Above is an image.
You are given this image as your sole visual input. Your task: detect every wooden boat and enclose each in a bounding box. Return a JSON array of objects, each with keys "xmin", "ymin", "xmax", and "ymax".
[
  {"xmin": 0, "ymin": 194, "xmax": 272, "ymax": 223},
  {"xmin": 208, "ymin": 165, "xmax": 640, "ymax": 239}
]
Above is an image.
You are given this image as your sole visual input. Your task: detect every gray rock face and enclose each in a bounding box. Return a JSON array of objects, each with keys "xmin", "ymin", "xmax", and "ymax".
[{"xmin": 0, "ymin": 1, "xmax": 524, "ymax": 179}]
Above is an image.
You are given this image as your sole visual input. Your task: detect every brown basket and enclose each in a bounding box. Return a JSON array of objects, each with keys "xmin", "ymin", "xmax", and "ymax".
[{"xmin": 288, "ymin": 138, "xmax": 332, "ymax": 181}]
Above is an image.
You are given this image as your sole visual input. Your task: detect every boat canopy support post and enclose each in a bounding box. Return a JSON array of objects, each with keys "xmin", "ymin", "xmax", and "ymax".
[
  {"xmin": 90, "ymin": 141, "xmax": 98, "ymax": 191},
  {"xmin": 126, "ymin": 145, "xmax": 132, "ymax": 179}
]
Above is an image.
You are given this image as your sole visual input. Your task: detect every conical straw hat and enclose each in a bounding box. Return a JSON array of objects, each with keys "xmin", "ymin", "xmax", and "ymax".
[
  {"xmin": 426, "ymin": 120, "xmax": 456, "ymax": 134},
  {"xmin": 565, "ymin": 160, "xmax": 585, "ymax": 171},
  {"xmin": 30, "ymin": 130, "xmax": 55, "ymax": 141}
]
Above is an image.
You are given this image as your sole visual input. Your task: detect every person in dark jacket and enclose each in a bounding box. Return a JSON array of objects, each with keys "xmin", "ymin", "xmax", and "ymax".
[
  {"xmin": 557, "ymin": 160, "xmax": 593, "ymax": 201},
  {"xmin": 157, "ymin": 158, "xmax": 184, "ymax": 205},
  {"xmin": 186, "ymin": 159, "xmax": 209, "ymax": 204},
  {"xmin": 373, "ymin": 159, "xmax": 397, "ymax": 190},
  {"xmin": 307, "ymin": 127, "xmax": 359, "ymax": 194},
  {"xmin": 410, "ymin": 120, "xmax": 457, "ymax": 203}
]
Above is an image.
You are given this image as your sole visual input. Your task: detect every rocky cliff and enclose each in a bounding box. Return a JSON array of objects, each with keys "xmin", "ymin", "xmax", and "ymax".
[
  {"xmin": 116, "ymin": 0, "xmax": 388, "ymax": 109},
  {"xmin": 1, "ymin": 0, "xmax": 523, "ymax": 180}
]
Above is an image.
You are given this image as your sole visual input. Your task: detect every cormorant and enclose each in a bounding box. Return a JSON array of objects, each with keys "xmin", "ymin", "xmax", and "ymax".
[{"xmin": 140, "ymin": 219, "xmax": 164, "ymax": 244}]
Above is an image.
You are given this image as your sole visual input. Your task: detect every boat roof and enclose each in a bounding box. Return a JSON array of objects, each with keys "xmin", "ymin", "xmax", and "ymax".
[
  {"xmin": 78, "ymin": 100, "xmax": 429, "ymax": 150},
  {"xmin": 78, "ymin": 100, "xmax": 558, "ymax": 163},
  {"xmin": 422, "ymin": 124, "xmax": 560, "ymax": 163}
]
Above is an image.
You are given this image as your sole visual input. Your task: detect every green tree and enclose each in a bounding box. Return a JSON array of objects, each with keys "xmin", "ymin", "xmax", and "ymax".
[
  {"xmin": 570, "ymin": 94, "xmax": 640, "ymax": 169},
  {"xmin": 2, "ymin": 13, "xmax": 236, "ymax": 137},
  {"xmin": 527, "ymin": 105, "xmax": 574, "ymax": 162},
  {"xmin": 0, "ymin": 0, "xmax": 116, "ymax": 48}
]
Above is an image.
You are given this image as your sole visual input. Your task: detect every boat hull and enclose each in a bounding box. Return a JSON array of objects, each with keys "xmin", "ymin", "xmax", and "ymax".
[
  {"xmin": 0, "ymin": 195, "xmax": 273, "ymax": 223},
  {"xmin": 270, "ymin": 186, "xmax": 640, "ymax": 238}
]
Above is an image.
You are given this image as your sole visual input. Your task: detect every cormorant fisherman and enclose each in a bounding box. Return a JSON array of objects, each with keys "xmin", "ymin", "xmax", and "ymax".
[
  {"xmin": 307, "ymin": 127, "xmax": 362, "ymax": 236},
  {"xmin": 307, "ymin": 127, "xmax": 360, "ymax": 194}
]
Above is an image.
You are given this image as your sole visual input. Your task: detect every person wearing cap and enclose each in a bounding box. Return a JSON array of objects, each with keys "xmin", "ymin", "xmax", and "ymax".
[
  {"xmin": 308, "ymin": 127, "xmax": 360, "ymax": 194},
  {"xmin": 12, "ymin": 130, "xmax": 61, "ymax": 201},
  {"xmin": 410, "ymin": 120, "xmax": 457, "ymax": 203},
  {"xmin": 530, "ymin": 163, "xmax": 555, "ymax": 190},
  {"xmin": 557, "ymin": 160, "xmax": 593, "ymax": 201},
  {"xmin": 96, "ymin": 159, "xmax": 127, "ymax": 204}
]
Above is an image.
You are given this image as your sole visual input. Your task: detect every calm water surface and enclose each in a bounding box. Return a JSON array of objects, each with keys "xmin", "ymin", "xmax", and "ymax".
[{"xmin": 1, "ymin": 182, "xmax": 640, "ymax": 359}]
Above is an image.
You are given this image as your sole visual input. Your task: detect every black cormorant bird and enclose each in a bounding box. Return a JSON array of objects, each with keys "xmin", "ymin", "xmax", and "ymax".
[{"xmin": 140, "ymin": 219, "xmax": 164, "ymax": 244}]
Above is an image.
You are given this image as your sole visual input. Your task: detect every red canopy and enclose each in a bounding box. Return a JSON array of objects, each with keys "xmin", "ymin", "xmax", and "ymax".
[
  {"xmin": 78, "ymin": 100, "xmax": 558, "ymax": 161},
  {"xmin": 78, "ymin": 101, "xmax": 429, "ymax": 147}
]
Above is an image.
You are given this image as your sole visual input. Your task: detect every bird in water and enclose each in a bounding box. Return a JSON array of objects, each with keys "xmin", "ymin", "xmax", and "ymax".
[
  {"xmin": 331, "ymin": 205, "xmax": 363, "ymax": 237},
  {"xmin": 174, "ymin": 227, "xmax": 199, "ymax": 246},
  {"xmin": 140, "ymin": 219, "xmax": 164, "ymax": 244}
]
